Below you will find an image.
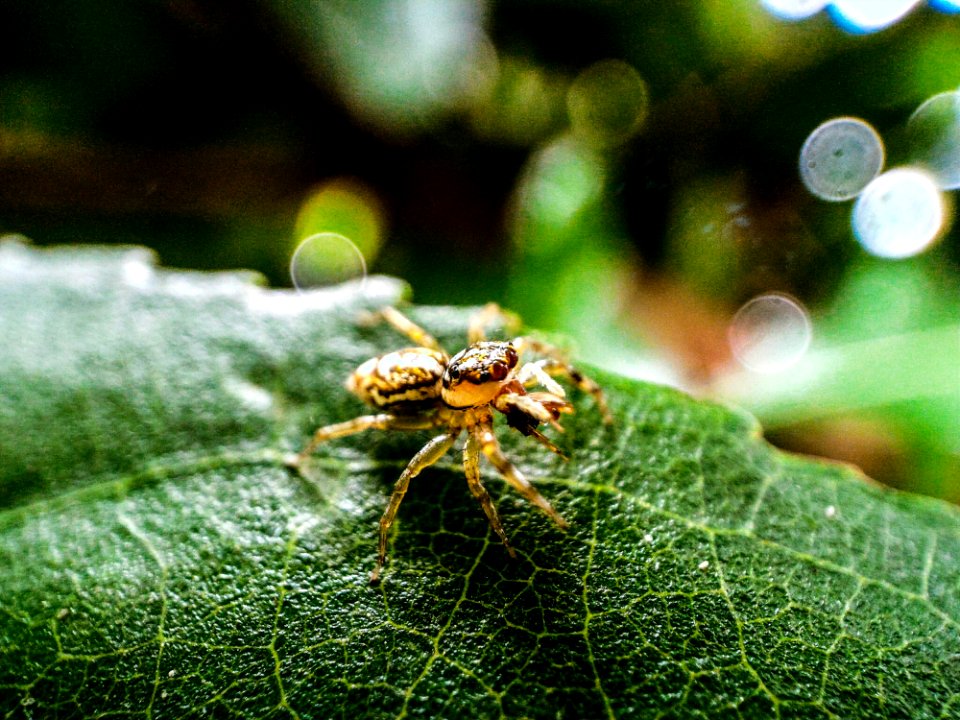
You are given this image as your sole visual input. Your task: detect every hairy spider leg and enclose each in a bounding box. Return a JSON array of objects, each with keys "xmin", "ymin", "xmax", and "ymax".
[
  {"xmin": 294, "ymin": 413, "xmax": 438, "ymax": 466},
  {"xmin": 372, "ymin": 431, "xmax": 460, "ymax": 583},
  {"xmin": 476, "ymin": 423, "xmax": 569, "ymax": 530},
  {"xmin": 374, "ymin": 306, "xmax": 444, "ymax": 352},
  {"xmin": 464, "ymin": 431, "xmax": 515, "ymax": 557},
  {"xmin": 467, "ymin": 302, "xmax": 521, "ymax": 344},
  {"xmin": 515, "ymin": 360, "xmax": 566, "ymax": 397},
  {"xmin": 513, "ymin": 338, "xmax": 612, "ymax": 424},
  {"xmin": 518, "ymin": 426, "xmax": 565, "ymax": 458}
]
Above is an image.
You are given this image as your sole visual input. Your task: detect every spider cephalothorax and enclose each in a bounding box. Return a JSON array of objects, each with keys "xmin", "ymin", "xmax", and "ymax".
[{"xmin": 293, "ymin": 303, "xmax": 611, "ymax": 582}]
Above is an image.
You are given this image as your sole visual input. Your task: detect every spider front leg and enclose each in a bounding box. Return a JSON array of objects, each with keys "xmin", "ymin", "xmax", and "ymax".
[
  {"xmin": 464, "ymin": 430, "xmax": 515, "ymax": 557},
  {"xmin": 514, "ymin": 338, "xmax": 613, "ymax": 424},
  {"xmin": 476, "ymin": 422, "xmax": 568, "ymax": 531},
  {"xmin": 515, "ymin": 360, "xmax": 567, "ymax": 397},
  {"xmin": 293, "ymin": 413, "xmax": 437, "ymax": 467},
  {"xmin": 468, "ymin": 302, "xmax": 520, "ymax": 343},
  {"xmin": 368, "ymin": 306, "xmax": 444, "ymax": 352},
  {"xmin": 372, "ymin": 430, "xmax": 460, "ymax": 583}
]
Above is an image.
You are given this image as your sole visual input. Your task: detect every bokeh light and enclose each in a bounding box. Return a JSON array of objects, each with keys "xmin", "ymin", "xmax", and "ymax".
[
  {"xmin": 852, "ymin": 167, "xmax": 945, "ymax": 258},
  {"xmin": 455, "ymin": 33, "xmax": 500, "ymax": 110},
  {"xmin": 828, "ymin": 0, "xmax": 923, "ymax": 33},
  {"xmin": 907, "ymin": 90, "xmax": 960, "ymax": 190},
  {"xmin": 729, "ymin": 293, "xmax": 813, "ymax": 374},
  {"xmin": 760, "ymin": 0, "xmax": 829, "ymax": 20},
  {"xmin": 309, "ymin": 0, "xmax": 488, "ymax": 132},
  {"xmin": 800, "ymin": 117, "xmax": 884, "ymax": 201},
  {"xmin": 293, "ymin": 179, "xmax": 384, "ymax": 264},
  {"xmin": 513, "ymin": 137, "xmax": 605, "ymax": 239},
  {"xmin": 468, "ymin": 55, "xmax": 567, "ymax": 145},
  {"xmin": 289, "ymin": 232, "xmax": 368, "ymax": 292},
  {"xmin": 567, "ymin": 60, "xmax": 649, "ymax": 147}
]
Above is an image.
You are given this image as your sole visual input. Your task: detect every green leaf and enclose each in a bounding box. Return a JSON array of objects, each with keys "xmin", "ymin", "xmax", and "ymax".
[{"xmin": 1, "ymin": 241, "xmax": 958, "ymax": 719}]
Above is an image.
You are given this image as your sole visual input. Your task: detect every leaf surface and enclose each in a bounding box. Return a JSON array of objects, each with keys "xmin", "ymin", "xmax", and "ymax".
[{"xmin": 0, "ymin": 242, "xmax": 958, "ymax": 719}]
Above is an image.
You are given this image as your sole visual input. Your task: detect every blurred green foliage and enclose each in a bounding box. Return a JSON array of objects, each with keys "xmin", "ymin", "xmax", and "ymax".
[{"xmin": 0, "ymin": 0, "xmax": 957, "ymax": 500}]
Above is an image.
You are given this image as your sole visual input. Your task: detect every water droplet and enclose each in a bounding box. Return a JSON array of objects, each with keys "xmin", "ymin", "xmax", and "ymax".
[
  {"xmin": 852, "ymin": 167, "xmax": 944, "ymax": 259},
  {"xmin": 290, "ymin": 232, "xmax": 368, "ymax": 292},
  {"xmin": 729, "ymin": 294, "xmax": 813, "ymax": 374},
  {"xmin": 800, "ymin": 117, "xmax": 884, "ymax": 201},
  {"xmin": 907, "ymin": 90, "xmax": 960, "ymax": 190}
]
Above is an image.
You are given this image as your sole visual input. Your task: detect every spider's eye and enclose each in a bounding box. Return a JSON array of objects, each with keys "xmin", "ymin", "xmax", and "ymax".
[
  {"xmin": 505, "ymin": 346, "xmax": 519, "ymax": 368},
  {"xmin": 488, "ymin": 361, "xmax": 509, "ymax": 381},
  {"xmin": 449, "ymin": 366, "xmax": 461, "ymax": 381}
]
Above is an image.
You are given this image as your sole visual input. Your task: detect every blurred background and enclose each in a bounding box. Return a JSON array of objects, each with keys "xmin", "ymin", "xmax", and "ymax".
[{"xmin": 0, "ymin": 0, "xmax": 957, "ymax": 501}]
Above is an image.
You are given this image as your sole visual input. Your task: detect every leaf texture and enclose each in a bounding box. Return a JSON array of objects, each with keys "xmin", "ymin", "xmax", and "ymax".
[{"xmin": 0, "ymin": 242, "xmax": 957, "ymax": 719}]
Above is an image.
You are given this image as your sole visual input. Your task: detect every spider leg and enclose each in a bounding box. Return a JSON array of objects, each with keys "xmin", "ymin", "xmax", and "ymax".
[
  {"xmin": 518, "ymin": 425, "xmax": 567, "ymax": 459},
  {"xmin": 294, "ymin": 413, "xmax": 438, "ymax": 467},
  {"xmin": 468, "ymin": 302, "xmax": 520, "ymax": 343},
  {"xmin": 516, "ymin": 360, "xmax": 566, "ymax": 397},
  {"xmin": 477, "ymin": 423, "xmax": 568, "ymax": 530},
  {"xmin": 464, "ymin": 429, "xmax": 515, "ymax": 557},
  {"xmin": 369, "ymin": 306, "xmax": 444, "ymax": 352},
  {"xmin": 371, "ymin": 430, "xmax": 460, "ymax": 583},
  {"xmin": 513, "ymin": 337, "xmax": 612, "ymax": 424}
]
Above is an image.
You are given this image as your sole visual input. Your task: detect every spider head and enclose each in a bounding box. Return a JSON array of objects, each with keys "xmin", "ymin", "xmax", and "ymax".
[{"xmin": 441, "ymin": 341, "xmax": 519, "ymax": 408}]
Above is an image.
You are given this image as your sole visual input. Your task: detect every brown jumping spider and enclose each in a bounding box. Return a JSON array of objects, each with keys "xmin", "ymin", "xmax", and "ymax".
[{"xmin": 293, "ymin": 303, "xmax": 611, "ymax": 582}]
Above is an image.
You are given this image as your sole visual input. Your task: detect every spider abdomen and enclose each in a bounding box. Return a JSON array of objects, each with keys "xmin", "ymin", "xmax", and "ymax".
[{"xmin": 347, "ymin": 347, "xmax": 446, "ymax": 410}]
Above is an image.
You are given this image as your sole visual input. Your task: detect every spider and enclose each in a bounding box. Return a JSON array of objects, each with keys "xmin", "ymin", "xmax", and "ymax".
[{"xmin": 292, "ymin": 303, "xmax": 612, "ymax": 582}]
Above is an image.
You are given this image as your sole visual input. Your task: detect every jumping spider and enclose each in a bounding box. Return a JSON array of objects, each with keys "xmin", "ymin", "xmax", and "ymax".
[{"xmin": 293, "ymin": 303, "xmax": 611, "ymax": 582}]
